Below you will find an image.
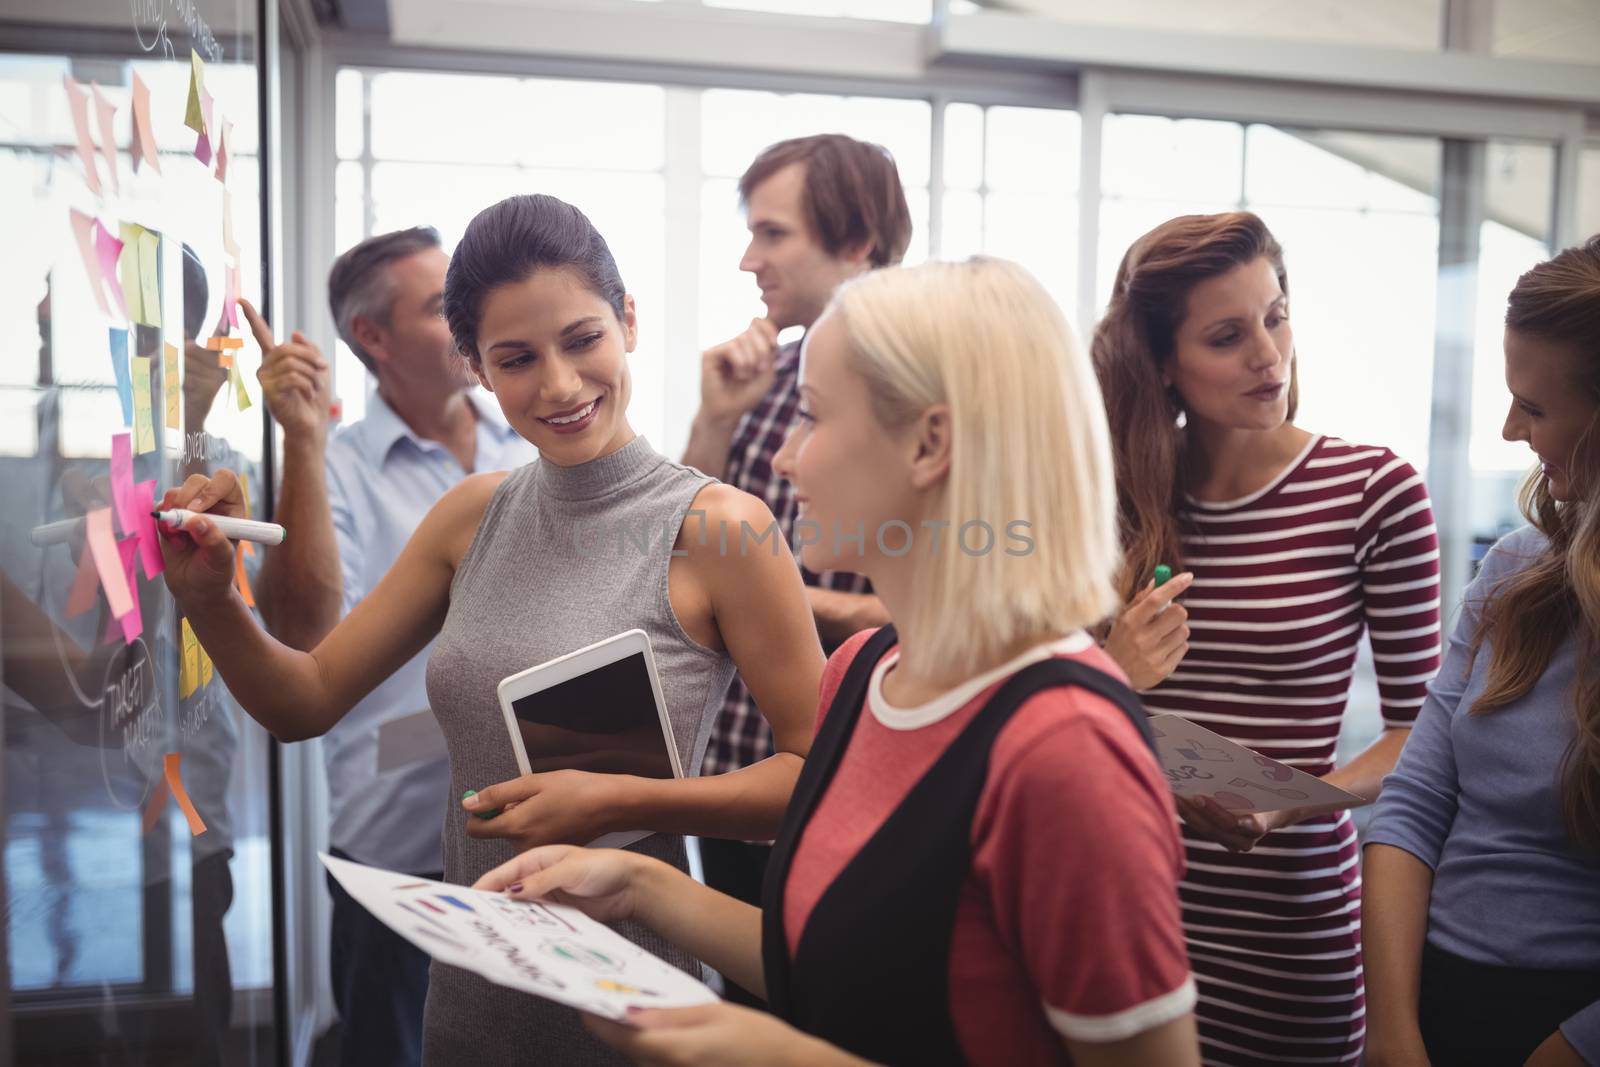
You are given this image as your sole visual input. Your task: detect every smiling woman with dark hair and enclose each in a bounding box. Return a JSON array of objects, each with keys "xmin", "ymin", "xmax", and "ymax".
[{"xmin": 153, "ymin": 193, "xmax": 825, "ymax": 1066}]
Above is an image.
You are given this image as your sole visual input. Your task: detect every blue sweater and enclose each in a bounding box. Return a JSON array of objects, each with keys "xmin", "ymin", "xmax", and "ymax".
[{"xmin": 1366, "ymin": 526, "xmax": 1600, "ymax": 1063}]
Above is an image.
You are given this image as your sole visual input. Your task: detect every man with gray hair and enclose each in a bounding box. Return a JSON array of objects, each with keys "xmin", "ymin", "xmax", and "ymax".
[{"xmin": 246, "ymin": 226, "xmax": 533, "ymax": 1067}]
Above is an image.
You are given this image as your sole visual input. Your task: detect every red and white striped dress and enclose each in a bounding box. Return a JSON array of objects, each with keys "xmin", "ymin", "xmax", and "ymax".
[{"xmin": 1141, "ymin": 435, "xmax": 1441, "ymax": 1067}]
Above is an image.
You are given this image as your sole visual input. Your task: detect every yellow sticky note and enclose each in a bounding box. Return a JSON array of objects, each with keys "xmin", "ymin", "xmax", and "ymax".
[
  {"xmin": 185, "ymin": 50, "xmax": 207, "ymax": 135},
  {"xmin": 230, "ymin": 363, "xmax": 252, "ymax": 411},
  {"xmin": 118, "ymin": 223, "xmax": 144, "ymax": 323},
  {"xmin": 199, "ymin": 646, "xmax": 213, "ymax": 689},
  {"xmin": 181, "ymin": 618, "xmax": 199, "ymax": 698},
  {"xmin": 138, "ymin": 230, "xmax": 161, "ymax": 329},
  {"xmin": 130, "ymin": 355, "xmax": 155, "ymax": 453},
  {"xmin": 163, "ymin": 343, "xmax": 180, "ymax": 430},
  {"xmin": 238, "ymin": 471, "xmax": 252, "ymax": 516}
]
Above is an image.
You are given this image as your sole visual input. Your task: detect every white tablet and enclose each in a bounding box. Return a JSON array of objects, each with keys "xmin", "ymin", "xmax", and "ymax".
[{"xmin": 496, "ymin": 629, "xmax": 682, "ymax": 850}]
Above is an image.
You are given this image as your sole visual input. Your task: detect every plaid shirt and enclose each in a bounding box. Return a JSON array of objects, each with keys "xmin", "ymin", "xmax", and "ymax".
[{"xmin": 700, "ymin": 341, "xmax": 872, "ymax": 777}]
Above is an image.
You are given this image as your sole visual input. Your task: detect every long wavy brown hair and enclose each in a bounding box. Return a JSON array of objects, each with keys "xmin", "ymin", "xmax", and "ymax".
[
  {"xmin": 1091, "ymin": 212, "xmax": 1300, "ymax": 601},
  {"xmin": 1471, "ymin": 234, "xmax": 1600, "ymax": 850}
]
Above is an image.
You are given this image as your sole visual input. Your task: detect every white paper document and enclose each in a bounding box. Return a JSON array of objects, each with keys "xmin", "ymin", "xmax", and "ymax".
[
  {"xmin": 320, "ymin": 853, "xmax": 718, "ymax": 1019},
  {"xmin": 1148, "ymin": 714, "xmax": 1364, "ymax": 814}
]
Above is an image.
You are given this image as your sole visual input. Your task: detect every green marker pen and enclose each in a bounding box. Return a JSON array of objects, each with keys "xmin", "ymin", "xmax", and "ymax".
[
  {"xmin": 462, "ymin": 789, "xmax": 499, "ymax": 820},
  {"xmin": 1153, "ymin": 564, "xmax": 1173, "ymax": 588}
]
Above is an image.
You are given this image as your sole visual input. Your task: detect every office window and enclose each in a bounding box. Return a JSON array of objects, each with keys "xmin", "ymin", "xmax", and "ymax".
[
  {"xmin": 335, "ymin": 71, "xmax": 667, "ymax": 440},
  {"xmin": 941, "ymin": 103, "xmax": 1081, "ymax": 324}
]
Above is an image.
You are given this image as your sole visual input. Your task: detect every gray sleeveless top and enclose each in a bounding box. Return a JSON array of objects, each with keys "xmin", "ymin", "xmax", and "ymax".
[{"xmin": 422, "ymin": 435, "xmax": 736, "ymax": 1066}]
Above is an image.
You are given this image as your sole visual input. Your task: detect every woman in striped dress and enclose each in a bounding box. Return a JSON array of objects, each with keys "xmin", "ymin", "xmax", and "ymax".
[{"xmin": 1094, "ymin": 212, "xmax": 1442, "ymax": 1067}]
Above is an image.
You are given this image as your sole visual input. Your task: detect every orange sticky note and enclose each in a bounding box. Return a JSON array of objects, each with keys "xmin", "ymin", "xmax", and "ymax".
[
  {"xmin": 62, "ymin": 74, "xmax": 101, "ymax": 196},
  {"xmin": 163, "ymin": 752, "xmax": 207, "ymax": 836},
  {"xmin": 131, "ymin": 71, "xmax": 161, "ymax": 175},
  {"xmin": 204, "ymin": 336, "xmax": 243, "ymax": 350},
  {"xmin": 234, "ymin": 541, "xmax": 255, "ymax": 607},
  {"xmin": 217, "ymin": 352, "xmax": 233, "ymax": 369},
  {"xmin": 85, "ymin": 507, "xmax": 133, "ymax": 619},
  {"xmin": 90, "ymin": 82, "xmax": 119, "ymax": 195},
  {"xmin": 141, "ymin": 777, "xmax": 169, "ymax": 835},
  {"xmin": 65, "ymin": 542, "xmax": 99, "ymax": 617}
]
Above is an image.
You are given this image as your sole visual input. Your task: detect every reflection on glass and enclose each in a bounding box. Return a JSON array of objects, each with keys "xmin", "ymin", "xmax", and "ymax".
[{"xmin": 1, "ymin": 16, "xmax": 273, "ymax": 1063}]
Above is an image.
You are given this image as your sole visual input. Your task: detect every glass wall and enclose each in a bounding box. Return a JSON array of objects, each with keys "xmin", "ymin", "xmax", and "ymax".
[{"xmin": 0, "ymin": 4, "xmax": 278, "ymax": 1064}]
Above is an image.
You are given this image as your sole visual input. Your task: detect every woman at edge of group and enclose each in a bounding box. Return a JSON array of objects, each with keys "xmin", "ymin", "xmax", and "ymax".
[
  {"xmin": 1093, "ymin": 211, "xmax": 1443, "ymax": 1067},
  {"xmin": 475, "ymin": 256, "xmax": 1201, "ymax": 1067},
  {"xmin": 1364, "ymin": 236, "xmax": 1600, "ymax": 1067},
  {"xmin": 154, "ymin": 194, "xmax": 826, "ymax": 1064}
]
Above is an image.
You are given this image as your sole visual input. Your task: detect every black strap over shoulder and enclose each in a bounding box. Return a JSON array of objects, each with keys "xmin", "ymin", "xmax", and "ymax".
[{"xmin": 761, "ymin": 628, "xmax": 1155, "ymax": 1065}]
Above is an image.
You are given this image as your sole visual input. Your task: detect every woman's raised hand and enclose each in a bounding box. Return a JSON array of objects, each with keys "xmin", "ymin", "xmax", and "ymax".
[{"xmin": 1102, "ymin": 572, "xmax": 1195, "ymax": 690}]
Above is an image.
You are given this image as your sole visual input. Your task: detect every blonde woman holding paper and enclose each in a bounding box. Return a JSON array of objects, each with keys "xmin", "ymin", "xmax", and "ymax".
[{"xmin": 478, "ymin": 257, "xmax": 1200, "ymax": 1067}]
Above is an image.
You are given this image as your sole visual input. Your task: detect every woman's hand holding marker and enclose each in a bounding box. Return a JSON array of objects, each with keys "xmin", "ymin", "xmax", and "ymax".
[
  {"xmin": 155, "ymin": 470, "xmax": 249, "ymax": 601},
  {"xmin": 1102, "ymin": 567, "xmax": 1195, "ymax": 690}
]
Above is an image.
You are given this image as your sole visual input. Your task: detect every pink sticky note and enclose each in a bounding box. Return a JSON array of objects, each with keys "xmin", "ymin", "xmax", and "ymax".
[
  {"xmin": 90, "ymin": 83, "xmax": 119, "ymax": 195},
  {"xmin": 223, "ymin": 266, "xmax": 239, "ymax": 329},
  {"xmin": 69, "ymin": 209, "xmax": 110, "ymax": 316},
  {"xmin": 110, "ymin": 431, "xmax": 138, "ymax": 538},
  {"xmin": 85, "ymin": 508, "xmax": 132, "ymax": 619},
  {"xmin": 212, "ymin": 115, "xmax": 230, "ymax": 183},
  {"xmin": 63, "ymin": 74, "xmax": 101, "ymax": 196},
  {"xmin": 93, "ymin": 222, "xmax": 128, "ymax": 318},
  {"xmin": 115, "ymin": 537, "xmax": 142, "ymax": 644},
  {"xmin": 133, "ymin": 479, "xmax": 164, "ymax": 578},
  {"xmin": 131, "ymin": 72, "xmax": 161, "ymax": 175},
  {"xmin": 65, "ymin": 541, "xmax": 100, "ymax": 617},
  {"xmin": 194, "ymin": 88, "xmax": 215, "ymax": 164}
]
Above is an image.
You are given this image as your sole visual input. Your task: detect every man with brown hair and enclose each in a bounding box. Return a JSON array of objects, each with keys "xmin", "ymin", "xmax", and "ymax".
[{"xmin": 681, "ymin": 134, "xmax": 909, "ymax": 999}]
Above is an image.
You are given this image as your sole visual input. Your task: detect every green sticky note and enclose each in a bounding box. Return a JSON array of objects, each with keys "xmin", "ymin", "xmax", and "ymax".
[
  {"xmin": 130, "ymin": 355, "xmax": 156, "ymax": 453},
  {"xmin": 137, "ymin": 230, "xmax": 161, "ymax": 329},
  {"xmin": 163, "ymin": 342, "xmax": 181, "ymax": 430},
  {"xmin": 230, "ymin": 363, "xmax": 252, "ymax": 411},
  {"xmin": 118, "ymin": 222, "xmax": 144, "ymax": 323}
]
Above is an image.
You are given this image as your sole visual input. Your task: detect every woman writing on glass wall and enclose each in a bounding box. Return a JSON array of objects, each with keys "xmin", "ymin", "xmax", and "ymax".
[
  {"xmin": 477, "ymin": 257, "xmax": 1201, "ymax": 1067},
  {"xmin": 154, "ymin": 194, "xmax": 825, "ymax": 1065},
  {"xmin": 1365, "ymin": 236, "xmax": 1600, "ymax": 1067},
  {"xmin": 1094, "ymin": 211, "xmax": 1441, "ymax": 1067}
]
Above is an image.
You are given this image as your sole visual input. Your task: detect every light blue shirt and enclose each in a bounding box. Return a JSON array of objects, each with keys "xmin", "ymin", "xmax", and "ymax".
[
  {"xmin": 322, "ymin": 390, "xmax": 534, "ymax": 874},
  {"xmin": 1366, "ymin": 525, "xmax": 1600, "ymax": 1063}
]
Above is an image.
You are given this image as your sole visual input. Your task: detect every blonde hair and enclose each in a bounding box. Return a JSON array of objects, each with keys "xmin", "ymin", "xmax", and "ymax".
[{"xmin": 831, "ymin": 257, "xmax": 1121, "ymax": 681}]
